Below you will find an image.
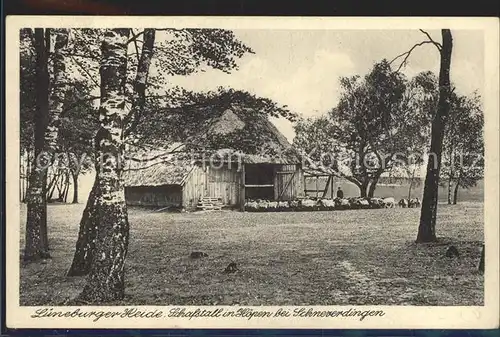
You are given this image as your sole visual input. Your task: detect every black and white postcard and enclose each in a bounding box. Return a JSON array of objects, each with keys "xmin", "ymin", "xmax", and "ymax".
[{"xmin": 4, "ymin": 16, "xmax": 499, "ymax": 329}]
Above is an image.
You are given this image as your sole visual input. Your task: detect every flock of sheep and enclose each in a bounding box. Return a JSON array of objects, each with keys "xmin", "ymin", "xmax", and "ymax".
[{"xmin": 243, "ymin": 196, "xmax": 421, "ymax": 212}]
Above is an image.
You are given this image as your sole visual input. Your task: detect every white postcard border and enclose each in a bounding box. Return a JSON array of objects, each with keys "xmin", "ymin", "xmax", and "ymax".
[{"xmin": 5, "ymin": 16, "xmax": 500, "ymax": 329}]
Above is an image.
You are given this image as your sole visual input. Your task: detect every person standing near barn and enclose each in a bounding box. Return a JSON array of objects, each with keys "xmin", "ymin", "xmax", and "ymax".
[{"xmin": 336, "ymin": 186, "xmax": 344, "ymax": 199}]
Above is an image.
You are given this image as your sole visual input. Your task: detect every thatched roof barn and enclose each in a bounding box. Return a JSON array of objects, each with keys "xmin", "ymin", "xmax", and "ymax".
[{"xmin": 123, "ymin": 104, "xmax": 304, "ymax": 210}]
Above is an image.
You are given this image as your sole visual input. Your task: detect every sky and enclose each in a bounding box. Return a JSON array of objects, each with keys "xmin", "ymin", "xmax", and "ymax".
[
  {"xmin": 165, "ymin": 29, "xmax": 485, "ymax": 142},
  {"xmin": 76, "ymin": 29, "xmax": 485, "ymax": 198}
]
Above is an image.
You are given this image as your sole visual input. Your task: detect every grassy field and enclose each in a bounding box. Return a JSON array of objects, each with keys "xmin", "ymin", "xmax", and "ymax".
[{"xmin": 19, "ymin": 201, "xmax": 484, "ymax": 306}]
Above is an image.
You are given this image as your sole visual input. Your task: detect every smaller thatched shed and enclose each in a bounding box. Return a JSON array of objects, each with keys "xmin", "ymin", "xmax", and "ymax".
[
  {"xmin": 123, "ymin": 149, "xmax": 195, "ymax": 208},
  {"xmin": 123, "ymin": 105, "xmax": 304, "ymax": 210}
]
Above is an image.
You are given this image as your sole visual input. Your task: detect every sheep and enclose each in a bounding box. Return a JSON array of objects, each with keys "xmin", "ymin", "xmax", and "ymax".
[
  {"xmin": 277, "ymin": 201, "xmax": 290, "ymax": 211},
  {"xmin": 409, "ymin": 198, "xmax": 421, "ymax": 208},
  {"xmin": 347, "ymin": 197, "xmax": 360, "ymax": 209},
  {"xmin": 319, "ymin": 198, "xmax": 336, "ymax": 210},
  {"xmin": 382, "ymin": 197, "xmax": 396, "ymax": 208},
  {"xmin": 300, "ymin": 198, "xmax": 317, "ymax": 211},
  {"xmin": 257, "ymin": 199, "xmax": 270, "ymax": 211},
  {"xmin": 357, "ymin": 198, "xmax": 370, "ymax": 209},
  {"xmin": 369, "ymin": 198, "xmax": 385, "ymax": 209},
  {"xmin": 244, "ymin": 200, "xmax": 258, "ymax": 211},
  {"xmin": 289, "ymin": 200, "xmax": 300, "ymax": 210},
  {"xmin": 398, "ymin": 198, "xmax": 409, "ymax": 208},
  {"xmin": 334, "ymin": 198, "xmax": 350, "ymax": 209},
  {"xmin": 340, "ymin": 198, "xmax": 350, "ymax": 207},
  {"xmin": 267, "ymin": 201, "xmax": 279, "ymax": 211}
]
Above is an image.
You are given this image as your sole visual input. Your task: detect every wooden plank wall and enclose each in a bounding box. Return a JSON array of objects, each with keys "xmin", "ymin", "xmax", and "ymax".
[
  {"xmin": 182, "ymin": 165, "xmax": 204, "ymax": 208},
  {"xmin": 296, "ymin": 165, "xmax": 305, "ymax": 199},
  {"xmin": 182, "ymin": 163, "xmax": 241, "ymax": 208},
  {"xmin": 274, "ymin": 164, "xmax": 304, "ymax": 200}
]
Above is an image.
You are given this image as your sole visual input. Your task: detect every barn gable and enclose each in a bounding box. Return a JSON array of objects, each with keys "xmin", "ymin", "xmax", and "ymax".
[{"xmin": 123, "ymin": 104, "xmax": 304, "ymax": 209}]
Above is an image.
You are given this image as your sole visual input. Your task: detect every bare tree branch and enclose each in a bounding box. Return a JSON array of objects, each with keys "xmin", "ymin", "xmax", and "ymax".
[
  {"xmin": 389, "ymin": 41, "xmax": 436, "ymax": 72},
  {"xmin": 131, "ymin": 29, "xmax": 141, "ymax": 63},
  {"xmin": 419, "ymin": 29, "xmax": 442, "ymax": 51},
  {"xmin": 127, "ymin": 29, "xmax": 145, "ymax": 44},
  {"xmin": 390, "ymin": 30, "xmax": 443, "ymax": 73},
  {"xmin": 69, "ymin": 55, "xmax": 100, "ymax": 89}
]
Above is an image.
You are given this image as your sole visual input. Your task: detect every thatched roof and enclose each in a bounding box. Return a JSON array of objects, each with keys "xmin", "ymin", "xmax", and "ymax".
[
  {"xmin": 123, "ymin": 104, "xmax": 301, "ymax": 187},
  {"xmin": 123, "ymin": 160, "xmax": 194, "ymax": 187},
  {"xmin": 185, "ymin": 105, "xmax": 300, "ymax": 164},
  {"xmin": 123, "ymin": 142, "xmax": 196, "ymax": 187}
]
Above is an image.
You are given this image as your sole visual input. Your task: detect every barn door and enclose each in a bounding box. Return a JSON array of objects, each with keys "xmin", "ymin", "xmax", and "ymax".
[{"xmin": 275, "ymin": 170, "xmax": 296, "ymax": 201}]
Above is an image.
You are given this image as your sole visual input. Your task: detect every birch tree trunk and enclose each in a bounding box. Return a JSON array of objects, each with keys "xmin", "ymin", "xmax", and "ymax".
[
  {"xmin": 453, "ymin": 178, "xmax": 460, "ymax": 204},
  {"xmin": 69, "ymin": 29, "xmax": 156, "ymax": 278},
  {"xmin": 46, "ymin": 29, "xmax": 69, "ymax": 150},
  {"xmin": 77, "ymin": 29, "xmax": 131, "ymax": 302},
  {"xmin": 67, "ymin": 174, "xmax": 99, "ymax": 276},
  {"xmin": 124, "ymin": 28, "xmax": 156, "ymax": 137},
  {"xmin": 417, "ymin": 29, "xmax": 453, "ymax": 243},
  {"xmin": 41, "ymin": 28, "xmax": 69, "ymax": 246},
  {"xmin": 447, "ymin": 176, "xmax": 453, "ymax": 204},
  {"xmin": 24, "ymin": 28, "xmax": 51, "ymax": 261}
]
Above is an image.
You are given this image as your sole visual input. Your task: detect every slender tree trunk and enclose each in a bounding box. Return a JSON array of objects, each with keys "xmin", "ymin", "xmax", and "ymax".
[
  {"xmin": 447, "ymin": 175, "xmax": 453, "ymax": 204},
  {"xmin": 67, "ymin": 174, "xmax": 99, "ymax": 276},
  {"xmin": 77, "ymin": 29, "xmax": 131, "ymax": 303},
  {"xmin": 447, "ymin": 146, "xmax": 455, "ymax": 205},
  {"xmin": 46, "ymin": 171, "xmax": 58, "ymax": 200},
  {"xmin": 367, "ymin": 172, "xmax": 382, "ymax": 198},
  {"xmin": 478, "ymin": 244, "xmax": 485, "ymax": 273},
  {"xmin": 360, "ymin": 180, "xmax": 369, "ymax": 198},
  {"xmin": 24, "ymin": 28, "xmax": 50, "ymax": 261},
  {"xmin": 42, "ymin": 29, "xmax": 69, "ymax": 250},
  {"xmin": 60, "ymin": 172, "xmax": 68, "ymax": 201},
  {"xmin": 48, "ymin": 174, "xmax": 58, "ymax": 201},
  {"xmin": 124, "ymin": 29, "xmax": 156, "ymax": 138},
  {"xmin": 63, "ymin": 172, "xmax": 70, "ymax": 202},
  {"xmin": 46, "ymin": 28, "xmax": 69, "ymax": 150},
  {"xmin": 39, "ymin": 170, "xmax": 50, "ymax": 250},
  {"xmin": 367, "ymin": 182, "xmax": 375, "ymax": 198},
  {"xmin": 453, "ymin": 180, "xmax": 460, "ymax": 205},
  {"xmin": 24, "ymin": 149, "xmax": 32, "ymax": 203},
  {"xmin": 72, "ymin": 170, "xmax": 79, "ymax": 203},
  {"xmin": 408, "ymin": 176, "xmax": 414, "ymax": 200},
  {"xmin": 417, "ymin": 29, "xmax": 453, "ymax": 243},
  {"xmin": 56, "ymin": 171, "xmax": 64, "ymax": 199},
  {"xmin": 69, "ymin": 29, "xmax": 156, "ymax": 279},
  {"xmin": 56, "ymin": 173, "xmax": 63, "ymax": 201}
]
